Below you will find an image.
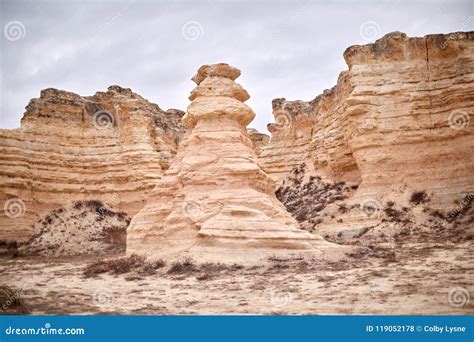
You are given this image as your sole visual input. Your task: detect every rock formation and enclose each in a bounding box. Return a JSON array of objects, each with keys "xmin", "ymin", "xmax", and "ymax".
[
  {"xmin": 247, "ymin": 128, "xmax": 270, "ymax": 153},
  {"xmin": 20, "ymin": 200, "xmax": 131, "ymax": 256},
  {"xmin": 258, "ymin": 31, "xmax": 474, "ymax": 221},
  {"xmin": 2, "ymin": 30, "xmax": 471, "ymax": 256},
  {"xmin": 0, "ymin": 86, "xmax": 184, "ymax": 243},
  {"xmin": 259, "ymin": 99, "xmax": 316, "ymax": 181},
  {"xmin": 127, "ymin": 63, "xmax": 333, "ymax": 263}
]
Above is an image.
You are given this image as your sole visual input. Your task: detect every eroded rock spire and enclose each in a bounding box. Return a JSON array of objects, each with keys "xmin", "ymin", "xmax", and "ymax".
[{"xmin": 127, "ymin": 63, "xmax": 333, "ymax": 263}]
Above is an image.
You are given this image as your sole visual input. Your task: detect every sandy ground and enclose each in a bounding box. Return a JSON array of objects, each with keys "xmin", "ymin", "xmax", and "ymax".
[{"xmin": 1, "ymin": 240, "xmax": 472, "ymax": 315}]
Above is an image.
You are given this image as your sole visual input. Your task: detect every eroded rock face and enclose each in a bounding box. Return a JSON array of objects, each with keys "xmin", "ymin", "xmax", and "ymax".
[
  {"xmin": 278, "ymin": 163, "xmax": 474, "ymax": 247},
  {"xmin": 0, "ymin": 86, "xmax": 184, "ymax": 242},
  {"xmin": 247, "ymin": 128, "xmax": 270, "ymax": 153},
  {"xmin": 260, "ymin": 99, "xmax": 318, "ymax": 181},
  {"xmin": 21, "ymin": 200, "xmax": 131, "ymax": 256},
  {"xmin": 191, "ymin": 63, "xmax": 241, "ymax": 85},
  {"xmin": 127, "ymin": 64, "xmax": 334, "ymax": 263},
  {"xmin": 259, "ymin": 31, "xmax": 474, "ymax": 216}
]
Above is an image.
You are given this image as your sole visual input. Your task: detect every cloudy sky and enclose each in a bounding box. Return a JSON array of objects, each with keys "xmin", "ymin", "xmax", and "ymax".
[{"xmin": 0, "ymin": 0, "xmax": 472, "ymax": 132}]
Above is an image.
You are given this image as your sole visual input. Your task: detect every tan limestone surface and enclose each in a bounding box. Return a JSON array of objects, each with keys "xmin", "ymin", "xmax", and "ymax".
[
  {"xmin": 0, "ymin": 86, "xmax": 184, "ymax": 242},
  {"xmin": 127, "ymin": 64, "xmax": 339, "ymax": 263},
  {"xmin": 0, "ymin": 32, "xmax": 473, "ymax": 316},
  {"xmin": 258, "ymin": 31, "xmax": 474, "ymax": 221},
  {"xmin": 247, "ymin": 128, "xmax": 270, "ymax": 153}
]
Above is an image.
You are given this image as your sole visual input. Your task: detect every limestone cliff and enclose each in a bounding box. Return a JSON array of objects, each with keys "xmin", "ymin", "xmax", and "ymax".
[
  {"xmin": 0, "ymin": 86, "xmax": 184, "ymax": 242},
  {"xmin": 259, "ymin": 31, "xmax": 474, "ymax": 218},
  {"xmin": 2, "ymin": 30, "xmax": 472, "ymax": 252}
]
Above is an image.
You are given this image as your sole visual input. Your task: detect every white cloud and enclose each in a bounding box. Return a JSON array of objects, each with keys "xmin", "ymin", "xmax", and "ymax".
[{"xmin": 0, "ymin": 0, "xmax": 472, "ymax": 132}]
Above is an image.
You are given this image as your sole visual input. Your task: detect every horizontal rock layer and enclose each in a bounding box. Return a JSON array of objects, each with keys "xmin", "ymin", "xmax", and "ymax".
[
  {"xmin": 258, "ymin": 31, "xmax": 474, "ymax": 213},
  {"xmin": 0, "ymin": 86, "xmax": 184, "ymax": 241},
  {"xmin": 127, "ymin": 64, "xmax": 334, "ymax": 263}
]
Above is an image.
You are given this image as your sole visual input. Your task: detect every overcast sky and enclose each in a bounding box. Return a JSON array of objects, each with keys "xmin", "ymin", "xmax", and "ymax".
[{"xmin": 0, "ymin": 0, "xmax": 472, "ymax": 132}]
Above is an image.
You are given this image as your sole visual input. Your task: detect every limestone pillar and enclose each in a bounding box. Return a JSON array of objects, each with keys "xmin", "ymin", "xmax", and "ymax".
[{"xmin": 127, "ymin": 63, "xmax": 332, "ymax": 263}]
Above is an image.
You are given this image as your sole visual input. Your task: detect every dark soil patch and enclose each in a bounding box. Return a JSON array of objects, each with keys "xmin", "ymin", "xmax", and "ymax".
[{"xmin": 410, "ymin": 191, "xmax": 430, "ymax": 205}]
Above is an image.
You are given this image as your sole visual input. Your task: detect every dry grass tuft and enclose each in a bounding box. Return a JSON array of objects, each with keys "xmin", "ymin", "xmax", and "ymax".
[
  {"xmin": 167, "ymin": 258, "xmax": 197, "ymax": 275},
  {"xmin": 84, "ymin": 254, "xmax": 165, "ymax": 277},
  {"xmin": 410, "ymin": 191, "xmax": 429, "ymax": 205}
]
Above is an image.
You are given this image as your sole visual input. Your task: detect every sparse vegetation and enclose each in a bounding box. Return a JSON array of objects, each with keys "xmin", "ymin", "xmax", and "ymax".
[
  {"xmin": 23, "ymin": 200, "xmax": 131, "ymax": 257},
  {"xmin": 446, "ymin": 193, "xmax": 473, "ymax": 222},
  {"xmin": 383, "ymin": 204, "xmax": 410, "ymax": 224},
  {"xmin": 410, "ymin": 191, "xmax": 429, "ymax": 205},
  {"xmin": 139, "ymin": 259, "xmax": 166, "ymax": 275},
  {"xmin": 84, "ymin": 255, "xmax": 244, "ymax": 281},
  {"xmin": 0, "ymin": 241, "xmax": 19, "ymax": 257},
  {"xmin": 276, "ymin": 163, "xmax": 356, "ymax": 231},
  {"xmin": 346, "ymin": 245, "xmax": 397, "ymax": 263},
  {"xmin": 84, "ymin": 254, "xmax": 166, "ymax": 277},
  {"xmin": 338, "ymin": 204, "xmax": 348, "ymax": 214},
  {"xmin": 167, "ymin": 258, "xmax": 197, "ymax": 275}
]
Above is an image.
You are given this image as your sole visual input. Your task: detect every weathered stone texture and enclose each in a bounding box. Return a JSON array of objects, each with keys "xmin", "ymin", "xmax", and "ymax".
[
  {"xmin": 0, "ymin": 86, "xmax": 184, "ymax": 241},
  {"xmin": 258, "ymin": 31, "xmax": 474, "ymax": 212},
  {"xmin": 127, "ymin": 64, "xmax": 333, "ymax": 263}
]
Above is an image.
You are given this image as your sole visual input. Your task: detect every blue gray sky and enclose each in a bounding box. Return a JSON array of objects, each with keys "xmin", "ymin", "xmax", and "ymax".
[{"xmin": 1, "ymin": 0, "xmax": 472, "ymax": 132}]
